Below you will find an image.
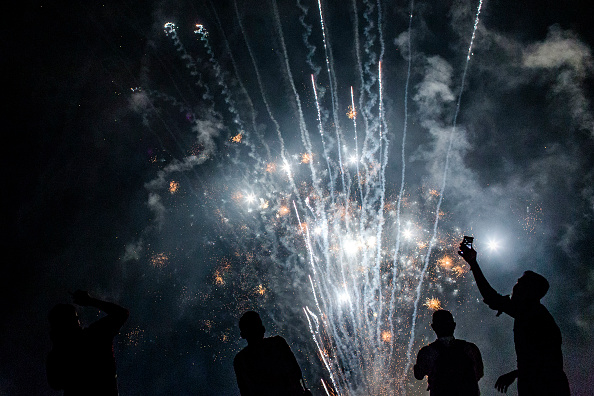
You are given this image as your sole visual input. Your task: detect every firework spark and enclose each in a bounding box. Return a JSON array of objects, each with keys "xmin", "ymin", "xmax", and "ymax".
[
  {"xmin": 139, "ymin": 0, "xmax": 486, "ymax": 394},
  {"xmin": 424, "ymin": 297, "xmax": 442, "ymax": 311}
]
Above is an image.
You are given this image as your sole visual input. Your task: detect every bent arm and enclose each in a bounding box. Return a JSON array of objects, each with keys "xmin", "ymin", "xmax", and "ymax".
[
  {"xmin": 469, "ymin": 343, "xmax": 484, "ymax": 380},
  {"xmin": 413, "ymin": 348, "xmax": 428, "ymax": 380},
  {"xmin": 73, "ymin": 291, "xmax": 129, "ymax": 333}
]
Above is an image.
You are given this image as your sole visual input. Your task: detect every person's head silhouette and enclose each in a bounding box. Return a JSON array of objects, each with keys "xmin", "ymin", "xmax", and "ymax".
[
  {"xmin": 431, "ymin": 309, "xmax": 456, "ymax": 338},
  {"xmin": 511, "ymin": 270, "xmax": 549, "ymax": 305},
  {"xmin": 239, "ymin": 311, "xmax": 265, "ymax": 344}
]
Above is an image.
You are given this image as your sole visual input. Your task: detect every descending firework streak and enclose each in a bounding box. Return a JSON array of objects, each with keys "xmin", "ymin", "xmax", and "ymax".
[{"xmin": 139, "ymin": 0, "xmax": 484, "ymax": 395}]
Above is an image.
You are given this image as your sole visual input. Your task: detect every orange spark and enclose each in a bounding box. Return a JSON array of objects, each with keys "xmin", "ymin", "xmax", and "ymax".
[
  {"xmin": 347, "ymin": 105, "xmax": 357, "ymax": 119},
  {"xmin": 278, "ymin": 206, "xmax": 290, "ymax": 216},
  {"xmin": 438, "ymin": 256, "xmax": 453, "ymax": 269},
  {"xmin": 232, "ymin": 192, "xmax": 244, "ymax": 203},
  {"xmin": 169, "ymin": 180, "xmax": 180, "ymax": 194},
  {"xmin": 452, "ymin": 266, "xmax": 467, "ymax": 277},
  {"xmin": 266, "ymin": 162, "xmax": 277, "ymax": 173},
  {"xmin": 150, "ymin": 253, "xmax": 169, "ymax": 268},
  {"xmin": 381, "ymin": 330, "xmax": 392, "ymax": 343},
  {"xmin": 231, "ymin": 133, "xmax": 243, "ymax": 143},
  {"xmin": 424, "ymin": 297, "xmax": 442, "ymax": 311},
  {"xmin": 301, "ymin": 153, "xmax": 313, "ymax": 164},
  {"xmin": 256, "ymin": 284, "xmax": 266, "ymax": 295}
]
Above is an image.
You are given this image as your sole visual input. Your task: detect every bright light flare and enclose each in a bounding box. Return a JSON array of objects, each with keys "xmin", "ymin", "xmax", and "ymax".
[
  {"xmin": 282, "ymin": 161, "xmax": 291, "ymax": 174},
  {"xmin": 245, "ymin": 193, "xmax": 256, "ymax": 204},
  {"xmin": 402, "ymin": 229, "xmax": 413, "ymax": 240},
  {"xmin": 487, "ymin": 239, "xmax": 501, "ymax": 251},
  {"xmin": 337, "ymin": 290, "xmax": 351, "ymax": 304}
]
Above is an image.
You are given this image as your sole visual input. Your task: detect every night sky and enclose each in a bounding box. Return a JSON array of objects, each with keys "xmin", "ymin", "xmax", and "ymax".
[{"xmin": 5, "ymin": 0, "xmax": 594, "ymax": 395}]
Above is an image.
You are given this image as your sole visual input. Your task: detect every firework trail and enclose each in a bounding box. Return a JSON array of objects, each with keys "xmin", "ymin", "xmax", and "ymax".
[
  {"xmin": 194, "ymin": 23, "xmax": 246, "ymax": 138},
  {"xmin": 163, "ymin": 22, "xmax": 213, "ymax": 104},
  {"xmin": 315, "ymin": 0, "xmax": 347, "ymax": 198},
  {"xmin": 297, "ymin": 0, "xmax": 322, "ymax": 77},
  {"xmin": 135, "ymin": 1, "xmax": 487, "ymax": 395},
  {"xmin": 401, "ymin": 0, "xmax": 484, "ymax": 388},
  {"xmin": 207, "ymin": 0, "xmax": 270, "ymax": 161},
  {"xmin": 388, "ymin": 0, "xmax": 415, "ymax": 364}
]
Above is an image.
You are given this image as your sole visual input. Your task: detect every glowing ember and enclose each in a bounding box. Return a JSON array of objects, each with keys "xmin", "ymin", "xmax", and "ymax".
[
  {"xmin": 347, "ymin": 105, "xmax": 357, "ymax": 119},
  {"xmin": 424, "ymin": 297, "xmax": 442, "ymax": 311},
  {"xmin": 169, "ymin": 180, "xmax": 179, "ymax": 194},
  {"xmin": 301, "ymin": 153, "xmax": 313, "ymax": 164}
]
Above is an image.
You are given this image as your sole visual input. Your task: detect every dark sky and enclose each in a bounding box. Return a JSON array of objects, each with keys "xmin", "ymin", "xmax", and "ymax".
[{"xmin": 4, "ymin": 0, "xmax": 594, "ymax": 395}]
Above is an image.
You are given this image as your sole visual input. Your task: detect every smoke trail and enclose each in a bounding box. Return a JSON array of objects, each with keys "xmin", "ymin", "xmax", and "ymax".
[
  {"xmin": 401, "ymin": 0, "xmax": 484, "ymax": 388},
  {"xmin": 315, "ymin": 0, "xmax": 347, "ymax": 199},
  {"xmin": 163, "ymin": 22, "xmax": 213, "ymax": 104},
  {"xmin": 297, "ymin": 0, "xmax": 322, "ymax": 78},
  {"xmin": 207, "ymin": 0, "xmax": 270, "ymax": 161},
  {"xmin": 194, "ymin": 24, "xmax": 245, "ymax": 137},
  {"xmin": 270, "ymin": 0, "xmax": 322, "ymax": 196},
  {"xmin": 388, "ymin": 0, "xmax": 415, "ymax": 364}
]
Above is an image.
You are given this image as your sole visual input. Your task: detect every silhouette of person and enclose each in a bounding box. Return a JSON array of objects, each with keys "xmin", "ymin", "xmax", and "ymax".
[
  {"xmin": 458, "ymin": 242, "xmax": 570, "ymax": 395},
  {"xmin": 233, "ymin": 311, "xmax": 311, "ymax": 396},
  {"xmin": 46, "ymin": 290, "xmax": 129, "ymax": 395},
  {"xmin": 414, "ymin": 309, "xmax": 483, "ymax": 395}
]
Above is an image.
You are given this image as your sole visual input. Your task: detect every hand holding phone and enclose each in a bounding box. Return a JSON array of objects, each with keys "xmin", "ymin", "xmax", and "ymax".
[{"xmin": 458, "ymin": 236, "xmax": 476, "ymax": 263}]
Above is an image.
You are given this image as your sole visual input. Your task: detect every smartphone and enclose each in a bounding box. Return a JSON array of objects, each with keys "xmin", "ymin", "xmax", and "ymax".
[{"xmin": 462, "ymin": 236, "xmax": 473, "ymax": 250}]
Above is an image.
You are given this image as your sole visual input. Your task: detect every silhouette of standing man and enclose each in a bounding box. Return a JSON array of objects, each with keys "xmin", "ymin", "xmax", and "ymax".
[
  {"xmin": 233, "ymin": 311, "xmax": 311, "ymax": 396},
  {"xmin": 458, "ymin": 241, "xmax": 570, "ymax": 395},
  {"xmin": 47, "ymin": 290, "xmax": 129, "ymax": 396},
  {"xmin": 414, "ymin": 309, "xmax": 483, "ymax": 395}
]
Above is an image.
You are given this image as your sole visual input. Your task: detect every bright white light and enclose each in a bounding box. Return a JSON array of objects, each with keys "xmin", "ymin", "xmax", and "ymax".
[
  {"xmin": 344, "ymin": 238, "xmax": 360, "ymax": 256},
  {"xmin": 403, "ymin": 229, "xmax": 413, "ymax": 239},
  {"xmin": 246, "ymin": 194, "xmax": 256, "ymax": 204},
  {"xmin": 314, "ymin": 226, "xmax": 323, "ymax": 236},
  {"xmin": 337, "ymin": 290, "xmax": 351, "ymax": 303},
  {"xmin": 282, "ymin": 161, "xmax": 291, "ymax": 174},
  {"xmin": 349, "ymin": 155, "xmax": 358, "ymax": 164},
  {"xmin": 487, "ymin": 239, "xmax": 500, "ymax": 251}
]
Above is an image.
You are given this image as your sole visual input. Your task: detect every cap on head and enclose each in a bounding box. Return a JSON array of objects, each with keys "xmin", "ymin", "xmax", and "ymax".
[
  {"xmin": 431, "ymin": 309, "xmax": 456, "ymax": 337},
  {"xmin": 239, "ymin": 311, "xmax": 265, "ymax": 340},
  {"xmin": 521, "ymin": 271, "xmax": 549, "ymax": 300}
]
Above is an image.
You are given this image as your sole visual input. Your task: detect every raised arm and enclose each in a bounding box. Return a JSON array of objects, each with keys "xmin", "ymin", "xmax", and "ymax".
[
  {"xmin": 458, "ymin": 244, "xmax": 513, "ymax": 316},
  {"xmin": 72, "ymin": 290, "xmax": 129, "ymax": 333}
]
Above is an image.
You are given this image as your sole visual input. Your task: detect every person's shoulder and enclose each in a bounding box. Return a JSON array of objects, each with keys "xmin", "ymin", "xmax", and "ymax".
[
  {"xmin": 456, "ymin": 339, "xmax": 481, "ymax": 354},
  {"xmin": 234, "ymin": 346, "xmax": 249, "ymax": 365},
  {"xmin": 266, "ymin": 335, "xmax": 289, "ymax": 345},
  {"xmin": 455, "ymin": 338, "xmax": 476, "ymax": 346},
  {"xmin": 418, "ymin": 342, "xmax": 436, "ymax": 356}
]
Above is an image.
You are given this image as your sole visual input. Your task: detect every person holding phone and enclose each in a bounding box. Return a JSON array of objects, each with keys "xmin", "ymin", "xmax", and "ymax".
[{"xmin": 458, "ymin": 238, "xmax": 569, "ymax": 395}]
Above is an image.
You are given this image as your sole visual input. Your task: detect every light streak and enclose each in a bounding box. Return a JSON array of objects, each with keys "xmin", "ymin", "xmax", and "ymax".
[
  {"xmin": 145, "ymin": 1, "xmax": 486, "ymax": 394},
  {"xmin": 402, "ymin": 0, "xmax": 484, "ymax": 386}
]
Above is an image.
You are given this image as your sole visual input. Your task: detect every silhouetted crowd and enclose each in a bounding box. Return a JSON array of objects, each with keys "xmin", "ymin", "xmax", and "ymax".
[{"xmin": 47, "ymin": 237, "xmax": 570, "ymax": 395}]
